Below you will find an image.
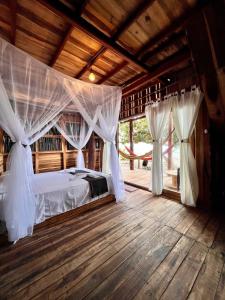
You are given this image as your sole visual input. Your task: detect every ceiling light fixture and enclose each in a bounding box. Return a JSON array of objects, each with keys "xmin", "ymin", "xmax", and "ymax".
[{"xmin": 88, "ymin": 69, "xmax": 96, "ymax": 82}]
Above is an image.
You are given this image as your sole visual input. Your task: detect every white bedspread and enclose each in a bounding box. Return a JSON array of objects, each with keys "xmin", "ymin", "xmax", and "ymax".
[{"xmin": 0, "ymin": 168, "xmax": 113, "ymax": 225}]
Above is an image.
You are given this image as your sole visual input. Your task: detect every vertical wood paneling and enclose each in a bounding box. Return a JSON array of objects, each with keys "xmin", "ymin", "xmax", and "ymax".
[{"xmin": 0, "ymin": 130, "xmax": 103, "ymax": 173}]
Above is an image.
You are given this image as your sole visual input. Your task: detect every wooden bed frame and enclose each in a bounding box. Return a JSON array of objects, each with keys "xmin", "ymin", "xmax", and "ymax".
[
  {"xmin": 34, "ymin": 194, "xmax": 116, "ymax": 230},
  {"xmin": 0, "ymin": 194, "xmax": 115, "ymax": 246}
]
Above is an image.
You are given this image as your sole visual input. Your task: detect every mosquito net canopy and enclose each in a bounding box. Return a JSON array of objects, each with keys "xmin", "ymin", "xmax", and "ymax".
[{"xmin": 0, "ymin": 38, "xmax": 124, "ymax": 242}]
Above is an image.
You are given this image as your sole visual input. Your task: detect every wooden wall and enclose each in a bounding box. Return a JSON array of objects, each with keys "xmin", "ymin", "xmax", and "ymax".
[
  {"xmin": 0, "ymin": 130, "xmax": 103, "ymax": 175},
  {"xmin": 186, "ymin": 0, "xmax": 225, "ymax": 210}
]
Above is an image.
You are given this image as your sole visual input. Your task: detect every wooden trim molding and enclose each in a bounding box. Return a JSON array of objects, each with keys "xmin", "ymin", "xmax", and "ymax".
[{"xmin": 35, "ymin": 194, "xmax": 115, "ymax": 230}]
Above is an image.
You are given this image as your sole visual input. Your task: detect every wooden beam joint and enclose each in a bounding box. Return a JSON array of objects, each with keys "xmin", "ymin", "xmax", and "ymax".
[{"xmin": 9, "ymin": 0, "xmax": 17, "ymax": 45}]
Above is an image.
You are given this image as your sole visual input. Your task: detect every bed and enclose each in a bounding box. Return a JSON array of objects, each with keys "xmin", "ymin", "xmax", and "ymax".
[{"xmin": 0, "ymin": 168, "xmax": 114, "ymax": 228}]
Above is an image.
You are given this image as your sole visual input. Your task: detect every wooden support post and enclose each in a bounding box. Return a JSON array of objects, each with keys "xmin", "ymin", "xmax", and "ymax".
[
  {"xmin": 129, "ymin": 120, "xmax": 134, "ymax": 170},
  {"xmin": 186, "ymin": 0, "xmax": 225, "ymax": 208},
  {"xmin": 9, "ymin": 0, "xmax": 17, "ymax": 45},
  {"xmin": 195, "ymin": 101, "xmax": 211, "ymax": 209},
  {"xmin": 88, "ymin": 133, "xmax": 95, "ymax": 170},
  {"xmin": 186, "ymin": 2, "xmax": 225, "ymax": 126}
]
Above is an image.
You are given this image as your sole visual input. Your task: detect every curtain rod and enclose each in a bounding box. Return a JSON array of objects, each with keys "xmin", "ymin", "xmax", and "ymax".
[
  {"xmin": 120, "ymin": 83, "xmax": 199, "ymax": 115},
  {"xmin": 122, "ymin": 83, "xmax": 199, "ymax": 106},
  {"xmin": 123, "ymin": 74, "xmax": 199, "ymax": 100}
]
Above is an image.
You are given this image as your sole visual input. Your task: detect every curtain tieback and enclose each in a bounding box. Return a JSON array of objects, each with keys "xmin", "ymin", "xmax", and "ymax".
[
  {"xmin": 15, "ymin": 141, "xmax": 28, "ymax": 148},
  {"xmin": 180, "ymin": 138, "xmax": 189, "ymax": 143},
  {"xmin": 152, "ymin": 139, "xmax": 160, "ymax": 143}
]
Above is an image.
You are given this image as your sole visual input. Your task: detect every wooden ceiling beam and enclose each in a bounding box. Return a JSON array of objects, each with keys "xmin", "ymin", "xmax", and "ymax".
[
  {"xmin": 97, "ymin": 61, "xmax": 128, "ymax": 84},
  {"xmin": 50, "ymin": 0, "xmax": 90, "ymax": 67},
  {"xmin": 122, "ymin": 48, "xmax": 190, "ymax": 96},
  {"xmin": 112, "ymin": 0, "xmax": 156, "ymax": 40},
  {"xmin": 9, "ymin": 0, "xmax": 17, "ymax": 45},
  {"xmin": 75, "ymin": 46, "xmax": 106, "ymax": 78},
  {"xmin": 50, "ymin": 26, "xmax": 73, "ymax": 67},
  {"xmin": 76, "ymin": 0, "xmax": 90, "ymax": 15},
  {"xmin": 121, "ymin": 72, "xmax": 147, "ymax": 88},
  {"xmin": 76, "ymin": 0, "xmax": 156, "ymax": 80},
  {"xmin": 39, "ymin": 0, "xmax": 151, "ymax": 73},
  {"xmin": 141, "ymin": 31, "xmax": 185, "ymax": 62},
  {"xmin": 74, "ymin": 0, "xmax": 208, "ymax": 82},
  {"xmin": 137, "ymin": 1, "xmax": 210, "ymax": 59}
]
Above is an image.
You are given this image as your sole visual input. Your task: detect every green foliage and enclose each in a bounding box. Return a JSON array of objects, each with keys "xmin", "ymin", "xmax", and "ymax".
[
  {"xmin": 119, "ymin": 122, "xmax": 129, "ymax": 144},
  {"xmin": 119, "ymin": 118, "xmax": 152, "ymax": 144},
  {"xmin": 133, "ymin": 118, "xmax": 152, "ymax": 143}
]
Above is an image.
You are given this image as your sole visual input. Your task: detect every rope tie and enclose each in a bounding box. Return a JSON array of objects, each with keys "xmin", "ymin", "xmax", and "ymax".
[
  {"xmin": 180, "ymin": 138, "xmax": 189, "ymax": 143},
  {"xmin": 14, "ymin": 141, "xmax": 28, "ymax": 148}
]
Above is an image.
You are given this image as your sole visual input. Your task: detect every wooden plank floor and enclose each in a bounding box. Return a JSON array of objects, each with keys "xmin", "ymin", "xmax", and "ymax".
[
  {"xmin": 121, "ymin": 162, "xmax": 178, "ymax": 192},
  {"xmin": 0, "ymin": 189, "xmax": 224, "ymax": 300}
]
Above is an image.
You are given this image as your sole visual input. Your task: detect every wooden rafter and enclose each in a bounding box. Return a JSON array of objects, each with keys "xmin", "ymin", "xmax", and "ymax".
[
  {"xmin": 121, "ymin": 72, "xmax": 147, "ymax": 88},
  {"xmin": 101, "ymin": 29, "xmax": 185, "ymax": 84},
  {"xmin": 76, "ymin": 0, "xmax": 156, "ymax": 79},
  {"xmin": 50, "ymin": 0, "xmax": 90, "ymax": 67},
  {"xmin": 140, "ymin": 31, "xmax": 185, "ymax": 62},
  {"xmin": 75, "ymin": 46, "xmax": 106, "ymax": 79},
  {"xmin": 39, "ymin": 0, "xmax": 209, "ymax": 86},
  {"xmin": 122, "ymin": 48, "xmax": 190, "ymax": 96},
  {"xmin": 76, "ymin": 0, "xmax": 207, "ymax": 82},
  {"xmin": 76, "ymin": 0, "xmax": 90, "ymax": 15},
  {"xmin": 97, "ymin": 61, "xmax": 128, "ymax": 84},
  {"xmin": 9, "ymin": 0, "xmax": 17, "ymax": 45},
  {"xmin": 18, "ymin": 5, "xmax": 64, "ymax": 35},
  {"xmin": 112, "ymin": 0, "xmax": 156, "ymax": 40},
  {"xmin": 39, "ymin": 0, "xmax": 151, "ymax": 73},
  {"xmin": 50, "ymin": 26, "xmax": 74, "ymax": 67},
  {"xmin": 137, "ymin": 2, "xmax": 209, "ymax": 59}
]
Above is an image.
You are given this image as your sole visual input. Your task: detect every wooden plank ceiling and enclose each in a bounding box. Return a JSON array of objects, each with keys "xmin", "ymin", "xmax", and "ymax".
[{"xmin": 0, "ymin": 0, "xmax": 200, "ymax": 92}]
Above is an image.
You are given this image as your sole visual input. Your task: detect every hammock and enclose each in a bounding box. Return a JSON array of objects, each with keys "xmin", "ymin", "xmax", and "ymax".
[
  {"xmin": 119, "ymin": 128, "xmax": 175, "ymax": 161},
  {"xmin": 119, "ymin": 143, "xmax": 175, "ymax": 161},
  {"xmin": 119, "ymin": 149, "xmax": 152, "ymax": 160},
  {"xmin": 124, "ymin": 145, "xmax": 152, "ymax": 157}
]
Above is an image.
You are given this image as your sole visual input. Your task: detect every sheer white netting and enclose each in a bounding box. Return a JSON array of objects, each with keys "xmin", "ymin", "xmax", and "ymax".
[
  {"xmin": 171, "ymin": 87, "xmax": 203, "ymax": 206},
  {"xmin": 145, "ymin": 99, "xmax": 172, "ymax": 195},
  {"xmin": 0, "ymin": 38, "xmax": 124, "ymax": 242},
  {"xmin": 55, "ymin": 110, "xmax": 99, "ymax": 168},
  {"xmin": 64, "ymin": 80, "xmax": 125, "ymax": 201}
]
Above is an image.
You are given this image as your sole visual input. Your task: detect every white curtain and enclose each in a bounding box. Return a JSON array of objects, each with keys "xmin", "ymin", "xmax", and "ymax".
[
  {"xmin": 145, "ymin": 99, "xmax": 172, "ymax": 195},
  {"xmin": 0, "ymin": 38, "xmax": 123, "ymax": 241},
  {"xmin": 172, "ymin": 87, "xmax": 203, "ymax": 206},
  {"xmin": 55, "ymin": 110, "xmax": 100, "ymax": 169},
  {"xmin": 64, "ymin": 80, "xmax": 124, "ymax": 202},
  {"xmin": 0, "ymin": 43, "xmax": 71, "ymax": 241},
  {"xmin": 102, "ymin": 140, "xmax": 111, "ymax": 174},
  {"xmin": 95, "ymin": 98, "xmax": 125, "ymax": 201}
]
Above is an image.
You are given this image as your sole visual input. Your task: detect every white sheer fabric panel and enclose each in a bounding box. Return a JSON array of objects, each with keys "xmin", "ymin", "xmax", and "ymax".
[
  {"xmin": 64, "ymin": 80, "xmax": 124, "ymax": 202},
  {"xmin": 172, "ymin": 87, "xmax": 203, "ymax": 206},
  {"xmin": 0, "ymin": 38, "xmax": 123, "ymax": 241},
  {"xmin": 102, "ymin": 140, "xmax": 111, "ymax": 174},
  {"xmin": 55, "ymin": 111, "xmax": 99, "ymax": 168},
  {"xmin": 96, "ymin": 95, "xmax": 124, "ymax": 202},
  {"xmin": 0, "ymin": 39, "xmax": 71, "ymax": 241},
  {"xmin": 145, "ymin": 100, "xmax": 172, "ymax": 195}
]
